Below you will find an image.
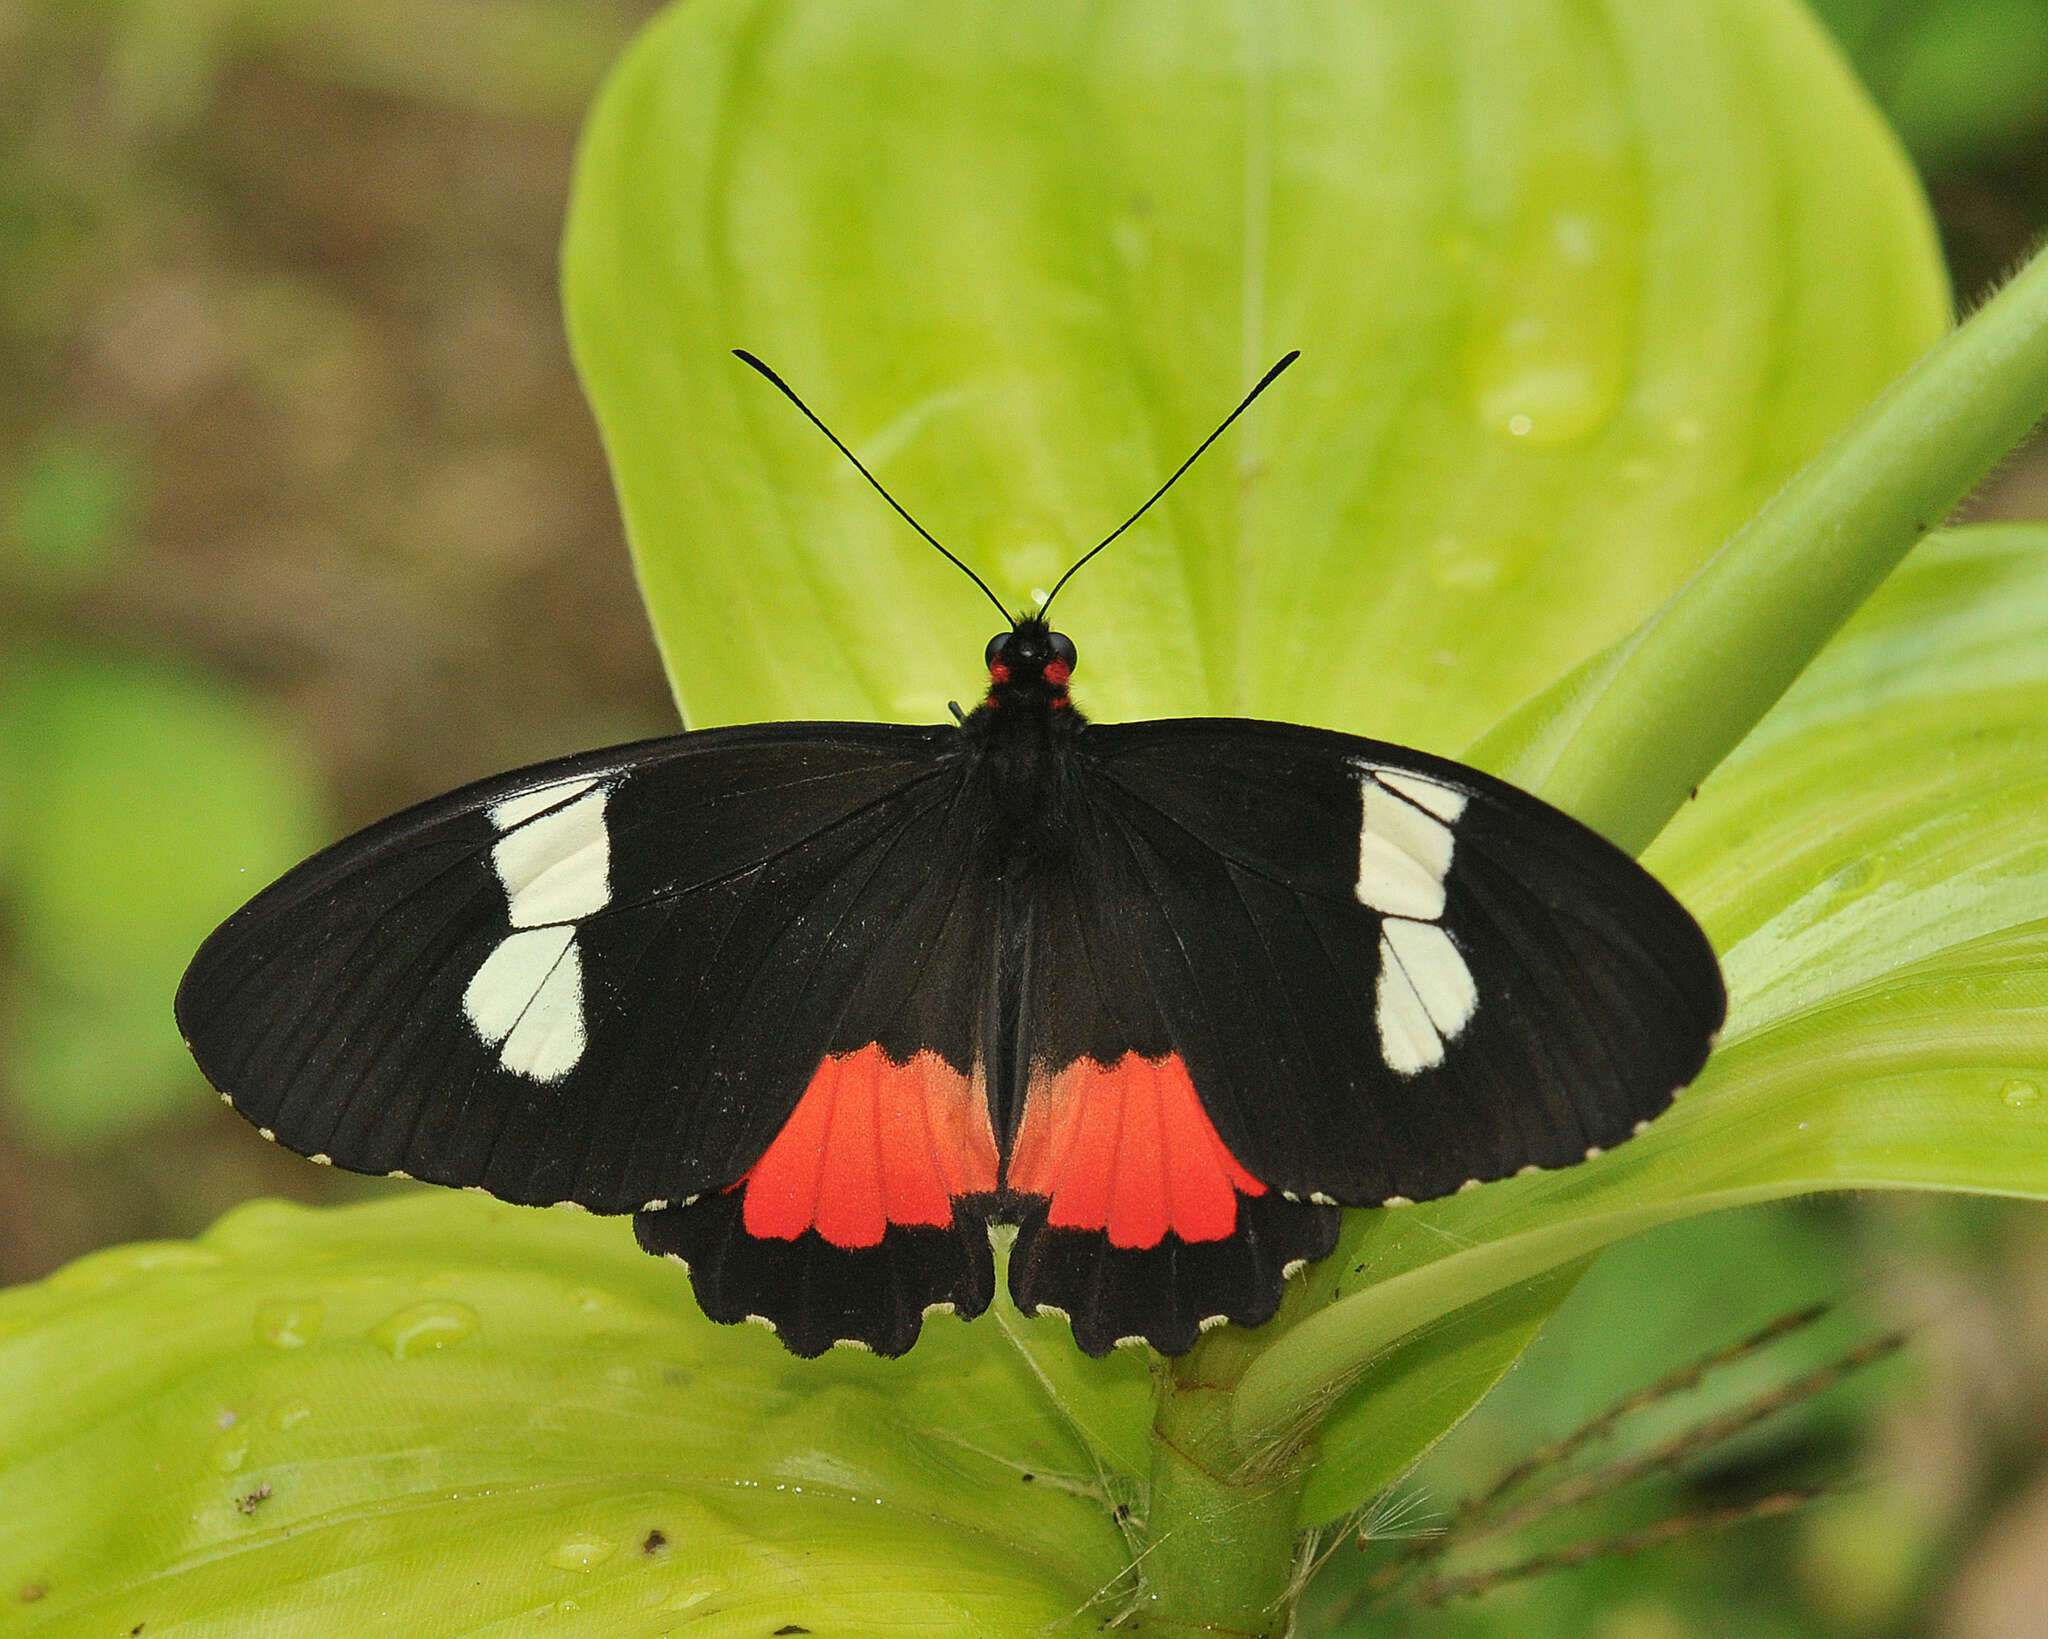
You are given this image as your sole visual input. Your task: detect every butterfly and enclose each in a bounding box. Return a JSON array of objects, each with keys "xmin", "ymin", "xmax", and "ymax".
[{"xmin": 177, "ymin": 351, "xmax": 1725, "ymax": 1359}]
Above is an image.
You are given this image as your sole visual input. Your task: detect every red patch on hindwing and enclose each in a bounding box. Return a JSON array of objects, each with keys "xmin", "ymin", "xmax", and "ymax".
[
  {"xmin": 740, "ymin": 1047, "xmax": 998, "ymax": 1248},
  {"xmin": 1007, "ymin": 1053, "xmax": 1264, "ymax": 1248}
]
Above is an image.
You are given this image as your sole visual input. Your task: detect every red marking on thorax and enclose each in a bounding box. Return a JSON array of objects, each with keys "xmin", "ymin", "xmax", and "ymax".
[
  {"xmin": 1042, "ymin": 660, "xmax": 1071, "ymax": 687},
  {"xmin": 1007, "ymin": 1053, "xmax": 1263, "ymax": 1249},
  {"xmin": 742, "ymin": 1047, "xmax": 998, "ymax": 1247}
]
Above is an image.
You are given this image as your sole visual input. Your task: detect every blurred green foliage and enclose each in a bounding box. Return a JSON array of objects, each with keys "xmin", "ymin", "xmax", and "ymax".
[
  {"xmin": 1816, "ymin": 0, "xmax": 2048, "ymax": 167},
  {"xmin": 4, "ymin": 432, "xmax": 139, "ymax": 590},
  {"xmin": 0, "ymin": 648, "xmax": 320, "ymax": 1143}
]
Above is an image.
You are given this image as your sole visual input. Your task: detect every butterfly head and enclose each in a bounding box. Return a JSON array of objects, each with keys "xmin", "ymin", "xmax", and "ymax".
[{"xmin": 984, "ymin": 618, "xmax": 1077, "ymax": 711}]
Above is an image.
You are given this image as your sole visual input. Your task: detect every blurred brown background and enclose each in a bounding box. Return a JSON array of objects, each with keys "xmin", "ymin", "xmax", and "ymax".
[
  {"xmin": 1, "ymin": 3, "xmax": 2045, "ymax": 1634},
  {"xmin": 0, "ymin": 0, "xmax": 678, "ymax": 1271}
]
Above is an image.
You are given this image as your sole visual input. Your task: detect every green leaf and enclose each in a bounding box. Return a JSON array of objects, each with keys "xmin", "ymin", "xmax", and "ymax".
[
  {"xmin": 1470, "ymin": 242, "xmax": 2048, "ymax": 855},
  {"xmin": 564, "ymin": 0, "xmax": 1945, "ymax": 741},
  {"xmin": 1237, "ymin": 524, "xmax": 2048, "ymax": 1514},
  {"xmin": 0, "ymin": 1194, "xmax": 1140, "ymax": 1635},
  {"xmin": 0, "ymin": 650, "xmax": 324, "ymax": 1143}
]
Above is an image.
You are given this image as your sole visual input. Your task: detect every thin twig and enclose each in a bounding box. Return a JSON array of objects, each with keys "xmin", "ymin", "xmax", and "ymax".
[
  {"xmin": 1458, "ymin": 1302, "xmax": 1833, "ymax": 1527},
  {"xmin": 1466, "ymin": 1330, "xmax": 1904, "ymax": 1547},
  {"xmin": 1412, "ymin": 1488, "xmax": 1822, "ymax": 1604}
]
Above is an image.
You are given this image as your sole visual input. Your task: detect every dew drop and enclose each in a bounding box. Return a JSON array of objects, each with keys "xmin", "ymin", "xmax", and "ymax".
[
  {"xmin": 1472, "ymin": 362, "xmax": 1612, "ymax": 447},
  {"xmin": 368, "ymin": 1300, "xmax": 478, "ymax": 1359},
  {"xmin": 663, "ymin": 1574, "xmax": 728, "ymax": 1611},
  {"xmin": 269, "ymin": 1399, "xmax": 313, "ymax": 1431},
  {"xmin": 254, "ymin": 1301, "xmax": 322, "ymax": 1350},
  {"xmin": 1427, "ymin": 534, "xmax": 1503, "ymax": 592},
  {"xmin": 2001, "ymin": 1079, "xmax": 2041, "ymax": 1110},
  {"xmin": 209, "ymin": 1435, "xmax": 249, "ymax": 1474},
  {"xmin": 46, "ymin": 1243, "xmax": 222, "ymax": 1295},
  {"xmin": 546, "ymin": 1535, "xmax": 618, "ymax": 1572}
]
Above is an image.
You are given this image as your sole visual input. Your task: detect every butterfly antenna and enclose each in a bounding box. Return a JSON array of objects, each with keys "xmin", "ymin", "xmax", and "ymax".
[
  {"xmin": 1038, "ymin": 349, "xmax": 1300, "ymax": 617},
  {"xmin": 732, "ymin": 350, "xmax": 1014, "ymax": 627}
]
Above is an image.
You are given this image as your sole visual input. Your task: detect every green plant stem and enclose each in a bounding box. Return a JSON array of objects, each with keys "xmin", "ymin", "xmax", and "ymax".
[
  {"xmin": 1134, "ymin": 1332, "xmax": 1310, "ymax": 1635},
  {"xmin": 1470, "ymin": 242, "xmax": 2048, "ymax": 854}
]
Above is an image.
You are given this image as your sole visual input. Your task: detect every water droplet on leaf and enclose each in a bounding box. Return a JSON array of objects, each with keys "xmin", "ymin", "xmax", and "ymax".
[
  {"xmin": 368, "ymin": 1301, "xmax": 478, "ymax": 1358},
  {"xmin": 254, "ymin": 1301, "xmax": 322, "ymax": 1349},
  {"xmin": 664, "ymin": 1574, "xmax": 727, "ymax": 1611},
  {"xmin": 546, "ymin": 1535, "xmax": 618, "ymax": 1571}
]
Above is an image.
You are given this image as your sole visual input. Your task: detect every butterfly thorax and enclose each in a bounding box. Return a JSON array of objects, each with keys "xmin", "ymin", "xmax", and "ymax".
[{"xmin": 961, "ymin": 616, "xmax": 1088, "ymax": 863}]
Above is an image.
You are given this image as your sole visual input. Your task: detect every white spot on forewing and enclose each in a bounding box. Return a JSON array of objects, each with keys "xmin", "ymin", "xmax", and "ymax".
[
  {"xmin": 1355, "ymin": 784, "xmax": 1455, "ymax": 919},
  {"xmin": 1383, "ymin": 919, "xmax": 1476, "ymax": 1035},
  {"xmin": 464, "ymin": 925, "xmax": 572, "ymax": 1042},
  {"xmin": 1375, "ymin": 918, "xmax": 1477, "ymax": 1076},
  {"xmin": 489, "ymin": 777, "xmax": 599, "ymax": 831},
  {"xmin": 1372, "ymin": 768, "xmax": 1469, "ymax": 823},
  {"xmin": 490, "ymin": 790, "xmax": 610, "ymax": 928},
  {"xmin": 463, "ymin": 925, "xmax": 587, "ymax": 1080},
  {"xmin": 1375, "ymin": 952, "xmax": 1438, "ymax": 1074},
  {"xmin": 498, "ymin": 945, "xmax": 586, "ymax": 1082},
  {"xmin": 464, "ymin": 781, "xmax": 606, "ymax": 1080}
]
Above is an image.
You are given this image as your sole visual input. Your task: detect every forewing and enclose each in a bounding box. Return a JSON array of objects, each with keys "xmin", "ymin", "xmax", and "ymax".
[
  {"xmin": 178, "ymin": 724, "xmax": 991, "ymax": 1212},
  {"xmin": 1072, "ymin": 718, "xmax": 1725, "ymax": 1206}
]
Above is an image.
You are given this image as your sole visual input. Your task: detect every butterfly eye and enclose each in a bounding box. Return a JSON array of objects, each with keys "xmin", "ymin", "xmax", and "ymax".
[
  {"xmin": 985, "ymin": 633, "xmax": 1011, "ymax": 669},
  {"xmin": 1049, "ymin": 632, "xmax": 1077, "ymax": 673}
]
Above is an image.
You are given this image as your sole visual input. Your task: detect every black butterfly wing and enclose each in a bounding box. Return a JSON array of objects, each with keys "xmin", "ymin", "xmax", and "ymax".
[
  {"xmin": 1005, "ymin": 717, "xmax": 1723, "ymax": 1355},
  {"xmin": 178, "ymin": 722, "xmax": 1002, "ymax": 1355}
]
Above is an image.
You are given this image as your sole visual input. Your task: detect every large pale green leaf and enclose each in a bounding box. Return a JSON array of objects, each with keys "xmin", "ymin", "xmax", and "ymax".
[
  {"xmin": 1243, "ymin": 524, "xmax": 2048, "ymax": 1519},
  {"xmin": 564, "ymin": 0, "xmax": 1944, "ymax": 741},
  {"xmin": 0, "ymin": 1195, "xmax": 1141, "ymax": 1635}
]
